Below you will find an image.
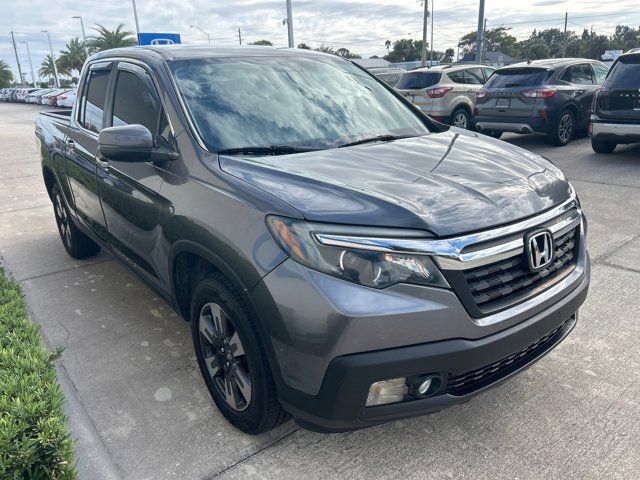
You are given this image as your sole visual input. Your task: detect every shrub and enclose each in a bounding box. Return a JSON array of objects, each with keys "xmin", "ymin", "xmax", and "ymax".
[{"xmin": 0, "ymin": 268, "xmax": 76, "ymax": 479}]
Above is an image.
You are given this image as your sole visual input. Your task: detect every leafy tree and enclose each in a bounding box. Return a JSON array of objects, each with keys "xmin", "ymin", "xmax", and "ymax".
[
  {"xmin": 297, "ymin": 42, "xmax": 311, "ymax": 50},
  {"xmin": 58, "ymin": 37, "xmax": 87, "ymax": 76},
  {"xmin": 459, "ymin": 27, "xmax": 520, "ymax": 58},
  {"xmin": 0, "ymin": 60, "xmax": 13, "ymax": 88},
  {"xmin": 383, "ymin": 39, "xmax": 426, "ymax": 62},
  {"xmin": 38, "ymin": 55, "xmax": 70, "ymax": 83},
  {"xmin": 442, "ymin": 48, "xmax": 455, "ymax": 63},
  {"xmin": 335, "ymin": 47, "xmax": 361, "ymax": 59},
  {"xmin": 609, "ymin": 25, "xmax": 640, "ymax": 51},
  {"xmin": 87, "ymin": 24, "xmax": 137, "ymax": 52},
  {"xmin": 249, "ymin": 40, "xmax": 273, "ymax": 46},
  {"xmin": 385, "ymin": 40, "xmax": 391, "ymax": 52},
  {"xmin": 315, "ymin": 44, "xmax": 335, "ymax": 54}
]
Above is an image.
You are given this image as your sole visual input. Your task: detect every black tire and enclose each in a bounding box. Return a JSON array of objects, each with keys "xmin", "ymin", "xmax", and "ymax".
[
  {"xmin": 190, "ymin": 273, "xmax": 289, "ymax": 434},
  {"xmin": 591, "ymin": 139, "xmax": 617, "ymax": 154},
  {"xmin": 547, "ymin": 109, "xmax": 576, "ymax": 146},
  {"xmin": 451, "ymin": 108, "xmax": 471, "ymax": 130},
  {"xmin": 51, "ymin": 183, "xmax": 100, "ymax": 259}
]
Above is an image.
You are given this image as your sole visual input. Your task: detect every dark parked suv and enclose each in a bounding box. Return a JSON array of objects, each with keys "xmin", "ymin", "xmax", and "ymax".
[
  {"xmin": 36, "ymin": 46, "xmax": 589, "ymax": 433},
  {"xmin": 590, "ymin": 50, "xmax": 640, "ymax": 153},
  {"xmin": 475, "ymin": 58, "xmax": 609, "ymax": 145}
]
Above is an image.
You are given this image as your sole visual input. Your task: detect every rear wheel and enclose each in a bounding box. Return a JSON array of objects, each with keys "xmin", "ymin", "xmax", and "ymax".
[
  {"xmin": 51, "ymin": 183, "xmax": 100, "ymax": 259},
  {"xmin": 451, "ymin": 108, "xmax": 471, "ymax": 130},
  {"xmin": 548, "ymin": 109, "xmax": 576, "ymax": 146},
  {"xmin": 191, "ymin": 273, "xmax": 289, "ymax": 434},
  {"xmin": 591, "ymin": 139, "xmax": 617, "ymax": 154}
]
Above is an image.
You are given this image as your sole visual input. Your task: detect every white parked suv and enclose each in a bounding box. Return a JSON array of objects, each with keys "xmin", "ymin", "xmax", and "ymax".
[{"xmin": 396, "ymin": 64, "xmax": 495, "ymax": 129}]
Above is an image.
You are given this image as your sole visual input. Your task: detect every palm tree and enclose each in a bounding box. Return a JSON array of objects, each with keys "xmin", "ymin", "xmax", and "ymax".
[
  {"xmin": 87, "ymin": 24, "xmax": 137, "ymax": 52},
  {"xmin": 58, "ymin": 38, "xmax": 87, "ymax": 76},
  {"xmin": 0, "ymin": 60, "xmax": 14, "ymax": 88},
  {"xmin": 38, "ymin": 55, "xmax": 70, "ymax": 84}
]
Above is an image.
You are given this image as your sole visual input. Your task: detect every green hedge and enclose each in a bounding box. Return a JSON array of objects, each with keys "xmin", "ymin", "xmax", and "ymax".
[{"xmin": 0, "ymin": 268, "xmax": 76, "ymax": 479}]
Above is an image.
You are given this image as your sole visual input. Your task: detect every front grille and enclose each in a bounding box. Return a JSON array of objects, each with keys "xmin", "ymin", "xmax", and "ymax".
[
  {"xmin": 462, "ymin": 226, "xmax": 579, "ymax": 312},
  {"xmin": 446, "ymin": 315, "xmax": 574, "ymax": 396}
]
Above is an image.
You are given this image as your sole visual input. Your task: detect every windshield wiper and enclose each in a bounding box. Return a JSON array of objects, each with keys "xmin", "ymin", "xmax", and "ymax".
[
  {"xmin": 336, "ymin": 134, "xmax": 415, "ymax": 148},
  {"xmin": 217, "ymin": 145, "xmax": 318, "ymax": 156}
]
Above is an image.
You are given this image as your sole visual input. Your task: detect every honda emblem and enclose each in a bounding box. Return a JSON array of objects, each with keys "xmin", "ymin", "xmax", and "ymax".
[{"xmin": 526, "ymin": 230, "xmax": 554, "ymax": 271}]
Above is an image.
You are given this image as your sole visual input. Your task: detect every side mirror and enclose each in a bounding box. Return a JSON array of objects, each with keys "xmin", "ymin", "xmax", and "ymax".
[{"xmin": 98, "ymin": 124, "xmax": 154, "ymax": 162}]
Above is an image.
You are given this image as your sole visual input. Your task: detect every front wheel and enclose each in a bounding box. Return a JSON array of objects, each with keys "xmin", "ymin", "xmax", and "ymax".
[
  {"xmin": 191, "ymin": 273, "xmax": 289, "ymax": 434},
  {"xmin": 591, "ymin": 139, "xmax": 617, "ymax": 154},
  {"xmin": 548, "ymin": 109, "xmax": 576, "ymax": 146}
]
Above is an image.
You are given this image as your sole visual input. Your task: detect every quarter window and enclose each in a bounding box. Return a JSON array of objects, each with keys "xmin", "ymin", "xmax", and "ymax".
[
  {"xmin": 81, "ymin": 69, "xmax": 110, "ymax": 133},
  {"xmin": 592, "ymin": 63, "xmax": 609, "ymax": 84}
]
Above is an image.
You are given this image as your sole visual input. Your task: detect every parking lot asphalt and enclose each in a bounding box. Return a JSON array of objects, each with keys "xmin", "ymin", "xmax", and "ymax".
[{"xmin": 1, "ymin": 102, "xmax": 639, "ymax": 480}]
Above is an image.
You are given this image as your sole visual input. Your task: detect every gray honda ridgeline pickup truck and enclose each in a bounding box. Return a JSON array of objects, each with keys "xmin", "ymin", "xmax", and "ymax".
[{"xmin": 36, "ymin": 46, "xmax": 589, "ymax": 434}]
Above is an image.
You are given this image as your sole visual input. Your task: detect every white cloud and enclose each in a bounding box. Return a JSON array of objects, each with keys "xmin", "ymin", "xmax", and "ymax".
[{"xmin": 2, "ymin": 0, "xmax": 639, "ymax": 82}]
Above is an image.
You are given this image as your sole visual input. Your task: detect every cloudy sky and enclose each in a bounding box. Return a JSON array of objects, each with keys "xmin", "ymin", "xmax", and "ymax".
[{"xmin": 2, "ymin": 0, "xmax": 639, "ymax": 82}]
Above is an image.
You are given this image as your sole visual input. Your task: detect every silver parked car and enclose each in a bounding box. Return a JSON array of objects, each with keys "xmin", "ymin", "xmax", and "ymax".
[{"xmin": 396, "ymin": 64, "xmax": 495, "ymax": 129}]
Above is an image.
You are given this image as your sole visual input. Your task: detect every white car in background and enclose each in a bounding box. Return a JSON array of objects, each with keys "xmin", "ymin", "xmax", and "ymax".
[{"xmin": 57, "ymin": 89, "xmax": 76, "ymax": 108}]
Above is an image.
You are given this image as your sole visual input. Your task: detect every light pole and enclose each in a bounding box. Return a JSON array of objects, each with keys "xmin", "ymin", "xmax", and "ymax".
[
  {"xmin": 21, "ymin": 42, "xmax": 36, "ymax": 86},
  {"xmin": 189, "ymin": 25, "xmax": 211, "ymax": 45},
  {"xmin": 475, "ymin": 0, "xmax": 485, "ymax": 63},
  {"xmin": 285, "ymin": 0, "xmax": 294, "ymax": 48},
  {"xmin": 41, "ymin": 30, "xmax": 60, "ymax": 88},
  {"xmin": 10, "ymin": 31, "xmax": 24, "ymax": 86},
  {"xmin": 72, "ymin": 15, "xmax": 89, "ymax": 55},
  {"xmin": 131, "ymin": 0, "xmax": 141, "ymax": 41}
]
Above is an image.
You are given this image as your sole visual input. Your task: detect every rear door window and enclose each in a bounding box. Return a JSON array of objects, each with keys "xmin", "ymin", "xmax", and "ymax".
[
  {"xmin": 484, "ymin": 68, "xmax": 550, "ymax": 88},
  {"xmin": 396, "ymin": 72, "xmax": 442, "ymax": 90},
  {"xmin": 447, "ymin": 71, "xmax": 466, "ymax": 84},
  {"xmin": 464, "ymin": 68, "xmax": 484, "ymax": 85},
  {"xmin": 482, "ymin": 68, "xmax": 495, "ymax": 81},
  {"xmin": 81, "ymin": 69, "xmax": 111, "ymax": 133},
  {"xmin": 604, "ymin": 56, "xmax": 640, "ymax": 89},
  {"xmin": 561, "ymin": 64, "xmax": 594, "ymax": 85}
]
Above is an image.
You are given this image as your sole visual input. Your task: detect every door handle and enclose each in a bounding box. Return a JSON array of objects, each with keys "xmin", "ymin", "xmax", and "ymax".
[
  {"xmin": 65, "ymin": 138, "xmax": 75, "ymax": 149},
  {"xmin": 574, "ymin": 90, "xmax": 585, "ymax": 95}
]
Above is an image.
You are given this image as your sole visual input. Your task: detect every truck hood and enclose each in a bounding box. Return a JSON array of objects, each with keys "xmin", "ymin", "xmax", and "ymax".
[{"xmin": 219, "ymin": 129, "xmax": 571, "ymax": 237}]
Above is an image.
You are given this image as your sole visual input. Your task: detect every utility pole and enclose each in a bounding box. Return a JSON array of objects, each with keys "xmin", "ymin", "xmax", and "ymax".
[
  {"xmin": 131, "ymin": 0, "xmax": 141, "ymax": 42},
  {"xmin": 238, "ymin": 27, "xmax": 242, "ymax": 45},
  {"xmin": 285, "ymin": 0, "xmax": 294, "ymax": 48},
  {"xmin": 561, "ymin": 12, "xmax": 568, "ymax": 57},
  {"xmin": 421, "ymin": 0, "xmax": 428, "ymax": 67},
  {"xmin": 41, "ymin": 30, "xmax": 60, "ymax": 88},
  {"xmin": 10, "ymin": 32, "xmax": 24, "ymax": 87},
  {"xmin": 21, "ymin": 42, "xmax": 36, "ymax": 86},
  {"xmin": 430, "ymin": 0, "xmax": 434, "ymax": 63},
  {"xmin": 482, "ymin": 18, "xmax": 487, "ymax": 62},
  {"xmin": 475, "ymin": 0, "xmax": 485, "ymax": 63}
]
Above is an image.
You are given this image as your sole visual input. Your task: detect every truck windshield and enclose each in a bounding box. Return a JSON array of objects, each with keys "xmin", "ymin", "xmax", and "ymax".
[{"xmin": 169, "ymin": 55, "xmax": 430, "ymax": 152}]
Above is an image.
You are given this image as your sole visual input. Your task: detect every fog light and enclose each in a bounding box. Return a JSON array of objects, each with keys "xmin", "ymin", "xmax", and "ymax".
[
  {"xmin": 417, "ymin": 378, "xmax": 432, "ymax": 395},
  {"xmin": 366, "ymin": 377, "xmax": 408, "ymax": 406}
]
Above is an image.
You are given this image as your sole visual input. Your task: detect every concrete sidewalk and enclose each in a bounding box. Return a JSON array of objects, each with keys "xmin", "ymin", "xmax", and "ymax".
[{"xmin": 1, "ymin": 103, "xmax": 638, "ymax": 479}]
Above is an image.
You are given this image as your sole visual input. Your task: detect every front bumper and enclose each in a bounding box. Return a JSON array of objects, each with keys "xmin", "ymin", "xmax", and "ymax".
[
  {"xmin": 278, "ymin": 263, "xmax": 588, "ymax": 432},
  {"xmin": 590, "ymin": 119, "xmax": 640, "ymax": 144}
]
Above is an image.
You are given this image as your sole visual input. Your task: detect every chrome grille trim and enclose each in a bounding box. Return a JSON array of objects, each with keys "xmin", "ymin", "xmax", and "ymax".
[{"xmin": 314, "ymin": 194, "xmax": 580, "ymax": 271}]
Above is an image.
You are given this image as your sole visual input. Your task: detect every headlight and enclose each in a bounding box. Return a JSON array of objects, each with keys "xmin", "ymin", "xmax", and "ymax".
[{"xmin": 266, "ymin": 216, "xmax": 449, "ymax": 289}]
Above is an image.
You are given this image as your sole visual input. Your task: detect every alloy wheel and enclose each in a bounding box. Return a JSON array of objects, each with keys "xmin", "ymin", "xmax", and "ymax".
[
  {"xmin": 453, "ymin": 112, "xmax": 468, "ymax": 129},
  {"xmin": 558, "ymin": 114, "xmax": 574, "ymax": 143},
  {"xmin": 198, "ymin": 302, "xmax": 252, "ymax": 411},
  {"xmin": 54, "ymin": 193, "xmax": 72, "ymax": 249}
]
